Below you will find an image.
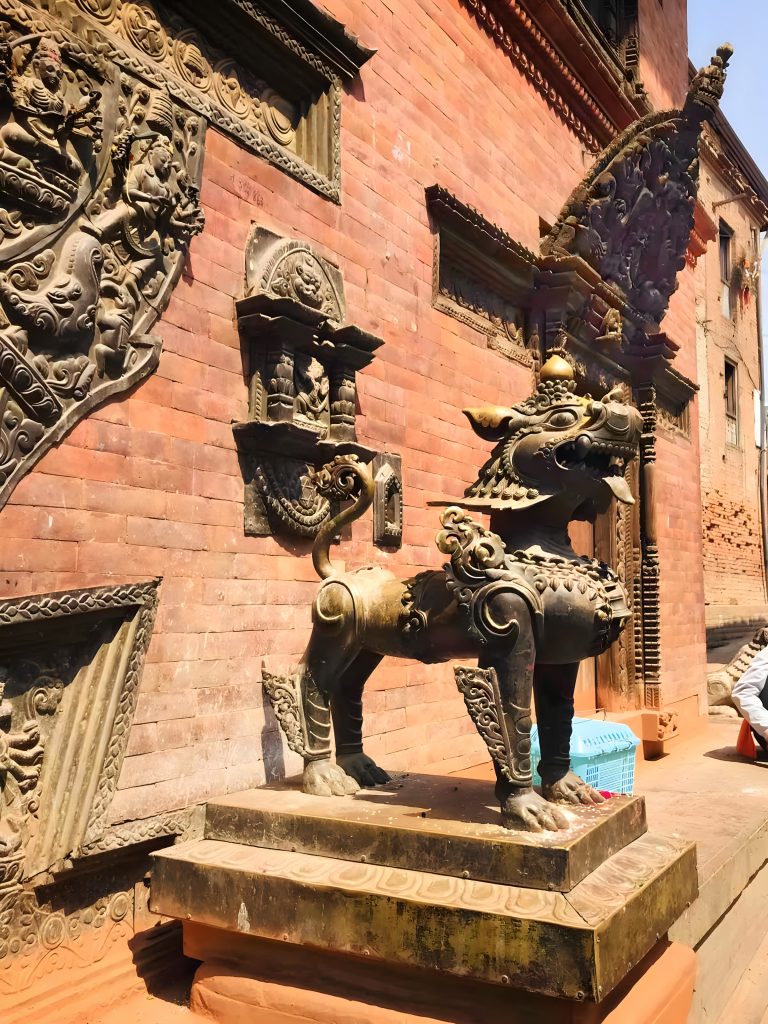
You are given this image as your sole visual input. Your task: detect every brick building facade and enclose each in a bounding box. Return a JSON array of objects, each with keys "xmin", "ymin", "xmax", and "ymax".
[
  {"xmin": 692, "ymin": 112, "xmax": 768, "ymax": 646},
  {"xmin": 0, "ymin": 0, "xmax": 756, "ymax": 1011}
]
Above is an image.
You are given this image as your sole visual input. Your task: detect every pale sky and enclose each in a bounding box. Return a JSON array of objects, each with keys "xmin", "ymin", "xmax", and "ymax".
[{"xmin": 687, "ymin": 0, "xmax": 768, "ymax": 180}]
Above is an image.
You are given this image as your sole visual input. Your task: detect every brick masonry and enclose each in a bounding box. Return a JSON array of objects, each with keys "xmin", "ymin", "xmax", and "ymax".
[{"xmin": 0, "ymin": 0, "xmax": 707, "ymax": 820}]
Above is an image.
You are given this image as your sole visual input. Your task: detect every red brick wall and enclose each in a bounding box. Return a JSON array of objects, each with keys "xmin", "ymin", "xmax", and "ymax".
[{"xmin": 0, "ymin": 0, "xmax": 700, "ymax": 820}]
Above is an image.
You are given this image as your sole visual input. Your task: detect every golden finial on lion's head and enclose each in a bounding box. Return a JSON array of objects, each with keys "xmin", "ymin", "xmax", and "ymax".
[{"xmin": 539, "ymin": 354, "xmax": 574, "ymax": 382}]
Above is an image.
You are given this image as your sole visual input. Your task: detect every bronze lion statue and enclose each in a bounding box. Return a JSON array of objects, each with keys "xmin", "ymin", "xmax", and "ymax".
[{"xmin": 264, "ymin": 355, "xmax": 642, "ymax": 830}]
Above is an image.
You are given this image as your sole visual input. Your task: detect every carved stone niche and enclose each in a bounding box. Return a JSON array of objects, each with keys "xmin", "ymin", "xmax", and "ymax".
[
  {"xmin": 0, "ymin": 2, "xmax": 205, "ymax": 513},
  {"xmin": 372, "ymin": 452, "xmax": 403, "ymax": 547},
  {"xmin": 655, "ymin": 367, "xmax": 696, "ymax": 440},
  {"xmin": 0, "ymin": 581, "xmax": 159, "ymax": 894},
  {"xmin": 235, "ymin": 227, "xmax": 395, "ymax": 542}
]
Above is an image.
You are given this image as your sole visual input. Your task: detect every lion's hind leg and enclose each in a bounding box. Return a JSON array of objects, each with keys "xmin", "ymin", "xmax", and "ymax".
[
  {"xmin": 296, "ymin": 580, "xmax": 367, "ymax": 797},
  {"xmin": 332, "ymin": 650, "xmax": 391, "ymax": 787}
]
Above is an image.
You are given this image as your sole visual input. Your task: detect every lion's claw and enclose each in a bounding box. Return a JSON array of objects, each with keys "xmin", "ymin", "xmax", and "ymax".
[
  {"xmin": 302, "ymin": 759, "xmax": 360, "ymax": 797},
  {"xmin": 336, "ymin": 752, "xmax": 390, "ymax": 788},
  {"xmin": 500, "ymin": 789, "xmax": 569, "ymax": 832},
  {"xmin": 542, "ymin": 771, "xmax": 605, "ymax": 806}
]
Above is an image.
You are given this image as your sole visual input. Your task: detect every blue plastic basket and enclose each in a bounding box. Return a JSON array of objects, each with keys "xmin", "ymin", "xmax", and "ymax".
[{"xmin": 530, "ymin": 717, "xmax": 640, "ymax": 794}]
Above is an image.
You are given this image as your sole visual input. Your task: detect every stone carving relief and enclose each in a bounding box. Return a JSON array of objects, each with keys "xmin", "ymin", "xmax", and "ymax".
[
  {"xmin": 236, "ymin": 227, "xmax": 400, "ymax": 547},
  {"xmin": 372, "ymin": 452, "xmax": 403, "ymax": 547},
  {"xmin": 70, "ymin": 0, "xmax": 336, "ymax": 195},
  {"xmin": 0, "ymin": 4, "xmax": 204, "ymax": 511},
  {"xmin": 0, "ymin": 886, "xmax": 134, "ymax": 997},
  {"xmin": 64, "ymin": 0, "xmax": 375, "ymax": 202},
  {"xmin": 0, "ymin": 580, "xmax": 159, "ymax": 891},
  {"xmin": 0, "ymin": 803, "xmax": 201, "ymax": 992}
]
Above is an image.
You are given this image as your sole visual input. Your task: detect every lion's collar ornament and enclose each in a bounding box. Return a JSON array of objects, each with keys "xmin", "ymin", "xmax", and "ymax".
[{"xmin": 262, "ymin": 48, "xmax": 730, "ymax": 830}]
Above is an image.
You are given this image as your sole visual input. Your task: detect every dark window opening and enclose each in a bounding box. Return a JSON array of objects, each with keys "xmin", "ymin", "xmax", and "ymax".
[
  {"xmin": 719, "ymin": 220, "xmax": 733, "ymax": 283},
  {"xmin": 567, "ymin": 0, "xmax": 639, "ymax": 65},
  {"xmin": 582, "ymin": 0, "xmax": 621, "ymax": 44},
  {"xmin": 720, "ymin": 220, "xmax": 734, "ymax": 318},
  {"xmin": 725, "ymin": 359, "xmax": 738, "ymax": 445}
]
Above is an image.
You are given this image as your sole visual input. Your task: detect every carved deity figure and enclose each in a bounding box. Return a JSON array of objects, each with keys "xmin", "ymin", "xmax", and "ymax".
[
  {"xmin": 0, "ymin": 679, "xmax": 44, "ymax": 862},
  {"xmin": 0, "ymin": 36, "xmax": 99, "ymax": 187},
  {"xmin": 294, "ymin": 356, "xmax": 329, "ymax": 424}
]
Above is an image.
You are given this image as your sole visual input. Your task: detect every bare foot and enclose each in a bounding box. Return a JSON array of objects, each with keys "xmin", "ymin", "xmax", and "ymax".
[
  {"xmin": 542, "ymin": 771, "xmax": 605, "ymax": 806},
  {"xmin": 336, "ymin": 751, "xmax": 390, "ymax": 787},
  {"xmin": 303, "ymin": 759, "xmax": 360, "ymax": 797},
  {"xmin": 499, "ymin": 788, "xmax": 569, "ymax": 832}
]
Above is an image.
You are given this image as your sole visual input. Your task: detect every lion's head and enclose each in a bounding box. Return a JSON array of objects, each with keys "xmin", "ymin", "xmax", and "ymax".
[{"xmin": 462, "ymin": 355, "xmax": 642, "ymax": 522}]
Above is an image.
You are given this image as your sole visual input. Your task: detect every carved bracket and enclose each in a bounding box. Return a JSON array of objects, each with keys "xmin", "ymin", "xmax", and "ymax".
[
  {"xmin": 0, "ymin": 580, "xmax": 160, "ymax": 892},
  {"xmin": 235, "ymin": 227, "xmax": 400, "ymax": 547}
]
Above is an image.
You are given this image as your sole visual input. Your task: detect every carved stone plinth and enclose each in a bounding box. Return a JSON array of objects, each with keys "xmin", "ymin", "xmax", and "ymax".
[
  {"xmin": 150, "ymin": 775, "xmax": 697, "ymax": 1007},
  {"xmin": 204, "ymin": 775, "xmax": 647, "ymax": 891}
]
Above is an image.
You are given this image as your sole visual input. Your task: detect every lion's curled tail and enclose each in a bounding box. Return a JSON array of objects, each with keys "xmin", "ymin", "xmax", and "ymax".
[{"xmin": 312, "ymin": 456, "xmax": 376, "ymax": 580}]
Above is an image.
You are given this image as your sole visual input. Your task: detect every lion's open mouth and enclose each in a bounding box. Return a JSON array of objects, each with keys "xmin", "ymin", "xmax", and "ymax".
[{"xmin": 555, "ymin": 435, "xmax": 636, "ymax": 503}]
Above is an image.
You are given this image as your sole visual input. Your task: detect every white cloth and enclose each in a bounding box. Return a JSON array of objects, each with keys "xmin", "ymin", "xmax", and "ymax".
[{"xmin": 732, "ymin": 644, "xmax": 768, "ymax": 743}]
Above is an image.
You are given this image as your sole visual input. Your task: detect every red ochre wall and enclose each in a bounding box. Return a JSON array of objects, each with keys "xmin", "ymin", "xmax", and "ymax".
[{"xmin": 0, "ymin": 0, "xmax": 702, "ymax": 823}]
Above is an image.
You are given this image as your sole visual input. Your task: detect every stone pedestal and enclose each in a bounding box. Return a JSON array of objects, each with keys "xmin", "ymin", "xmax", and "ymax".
[{"xmin": 150, "ymin": 774, "xmax": 698, "ymax": 1022}]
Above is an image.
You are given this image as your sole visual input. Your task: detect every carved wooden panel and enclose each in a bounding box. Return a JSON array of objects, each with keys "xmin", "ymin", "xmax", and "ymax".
[
  {"xmin": 0, "ymin": 581, "xmax": 159, "ymax": 891},
  {"xmin": 69, "ymin": 0, "xmax": 356, "ymax": 200},
  {"xmin": 426, "ymin": 186, "xmax": 540, "ymax": 369}
]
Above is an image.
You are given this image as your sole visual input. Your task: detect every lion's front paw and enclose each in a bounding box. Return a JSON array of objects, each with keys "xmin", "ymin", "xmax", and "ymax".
[
  {"xmin": 302, "ymin": 759, "xmax": 360, "ymax": 797},
  {"xmin": 500, "ymin": 788, "xmax": 569, "ymax": 832},
  {"xmin": 336, "ymin": 752, "xmax": 390, "ymax": 788},
  {"xmin": 542, "ymin": 771, "xmax": 605, "ymax": 806}
]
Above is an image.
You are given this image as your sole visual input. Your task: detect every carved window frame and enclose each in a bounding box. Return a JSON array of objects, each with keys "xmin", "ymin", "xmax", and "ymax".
[
  {"xmin": 68, "ymin": 0, "xmax": 375, "ymax": 202},
  {"xmin": 0, "ymin": 580, "xmax": 160, "ymax": 885},
  {"xmin": 426, "ymin": 185, "xmax": 540, "ymax": 370}
]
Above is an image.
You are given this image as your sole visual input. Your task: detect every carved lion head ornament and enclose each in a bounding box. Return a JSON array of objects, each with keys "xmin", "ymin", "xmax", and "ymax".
[{"xmin": 463, "ymin": 355, "xmax": 643, "ymax": 519}]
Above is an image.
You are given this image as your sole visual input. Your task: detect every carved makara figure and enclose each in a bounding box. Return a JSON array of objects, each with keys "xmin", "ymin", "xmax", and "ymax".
[{"xmin": 263, "ymin": 357, "xmax": 642, "ymax": 830}]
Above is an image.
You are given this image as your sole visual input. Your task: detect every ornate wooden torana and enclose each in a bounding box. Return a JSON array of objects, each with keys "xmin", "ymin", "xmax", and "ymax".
[
  {"xmin": 235, "ymin": 226, "xmax": 401, "ymax": 546},
  {"xmin": 263, "ymin": 49, "xmax": 731, "ymax": 830}
]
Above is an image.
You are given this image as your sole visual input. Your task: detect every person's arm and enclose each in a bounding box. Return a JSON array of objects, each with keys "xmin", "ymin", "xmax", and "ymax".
[{"xmin": 732, "ymin": 645, "xmax": 768, "ymax": 742}]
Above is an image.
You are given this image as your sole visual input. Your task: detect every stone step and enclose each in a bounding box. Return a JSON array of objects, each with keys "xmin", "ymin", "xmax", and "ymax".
[
  {"xmin": 150, "ymin": 830, "xmax": 696, "ymax": 1004},
  {"xmin": 204, "ymin": 775, "xmax": 648, "ymax": 892}
]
